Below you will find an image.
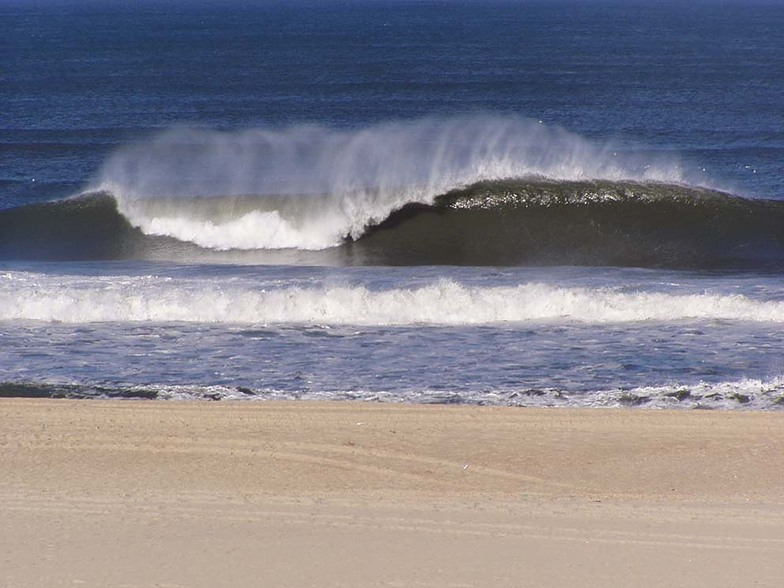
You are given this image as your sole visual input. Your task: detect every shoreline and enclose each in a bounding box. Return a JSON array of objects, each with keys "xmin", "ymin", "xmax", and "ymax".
[{"xmin": 3, "ymin": 399, "xmax": 784, "ymax": 587}]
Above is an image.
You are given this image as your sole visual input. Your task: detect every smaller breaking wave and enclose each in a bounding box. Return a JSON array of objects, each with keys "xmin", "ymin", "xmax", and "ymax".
[{"xmin": 3, "ymin": 272, "xmax": 784, "ymax": 325}]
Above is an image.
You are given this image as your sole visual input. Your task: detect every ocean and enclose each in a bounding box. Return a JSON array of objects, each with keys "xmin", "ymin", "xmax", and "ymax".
[{"xmin": 2, "ymin": 0, "xmax": 783, "ymax": 408}]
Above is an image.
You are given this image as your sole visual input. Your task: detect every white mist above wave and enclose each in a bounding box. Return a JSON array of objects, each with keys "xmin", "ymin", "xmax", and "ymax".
[
  {"xmin": 92, "ymin": 116, "xmax": 689, "ymax": 250},
  {"xmin": 3, "ymin": 273, "xmax": 782, "ymax": 325}
]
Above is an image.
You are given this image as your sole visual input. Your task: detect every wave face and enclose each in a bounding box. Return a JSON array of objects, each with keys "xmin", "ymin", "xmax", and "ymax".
[
  {"xmin": 0, "ymin": 193, "xmax": 140, "ymax": 261},
  {"xmin": 350, "ymin": 179, "xmax": 784, "ymax": 268}
]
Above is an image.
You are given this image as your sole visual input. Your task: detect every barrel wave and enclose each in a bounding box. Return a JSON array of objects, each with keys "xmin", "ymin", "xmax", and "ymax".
[{"xmin": 2, "ymin": 179, "xmax": 784, "ymax": 269}]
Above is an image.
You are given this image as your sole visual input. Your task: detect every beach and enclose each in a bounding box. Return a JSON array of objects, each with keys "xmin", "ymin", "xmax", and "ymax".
[{"xmin": 2, "ymin": 399, "xmax": 783, "ymax": 587}]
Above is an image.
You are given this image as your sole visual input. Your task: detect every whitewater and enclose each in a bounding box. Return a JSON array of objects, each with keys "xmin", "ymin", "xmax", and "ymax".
[{"xmin": 3, "ymin": 270, "xmax": 784, "ymax": 325}]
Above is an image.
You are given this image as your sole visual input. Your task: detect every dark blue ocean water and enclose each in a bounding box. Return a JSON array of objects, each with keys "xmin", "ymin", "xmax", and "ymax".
[
  {"xmin": 4, "ymin": 0, "xmax": 783, "ymax": 205},
  {"xmin": 2, "ymin": 1, "xmax": 784, "ymax": 407}
]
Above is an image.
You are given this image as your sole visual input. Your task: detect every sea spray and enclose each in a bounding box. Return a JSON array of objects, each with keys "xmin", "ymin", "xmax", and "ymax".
[{"xmin": 93, "ymin": 116, "xmax": 688, "ymax": 251}]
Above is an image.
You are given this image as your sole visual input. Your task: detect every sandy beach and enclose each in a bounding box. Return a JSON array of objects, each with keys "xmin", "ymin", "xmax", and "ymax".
[{"xmin": 2, "ymin": 399, "xmax": 783, "ymax": 587}]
